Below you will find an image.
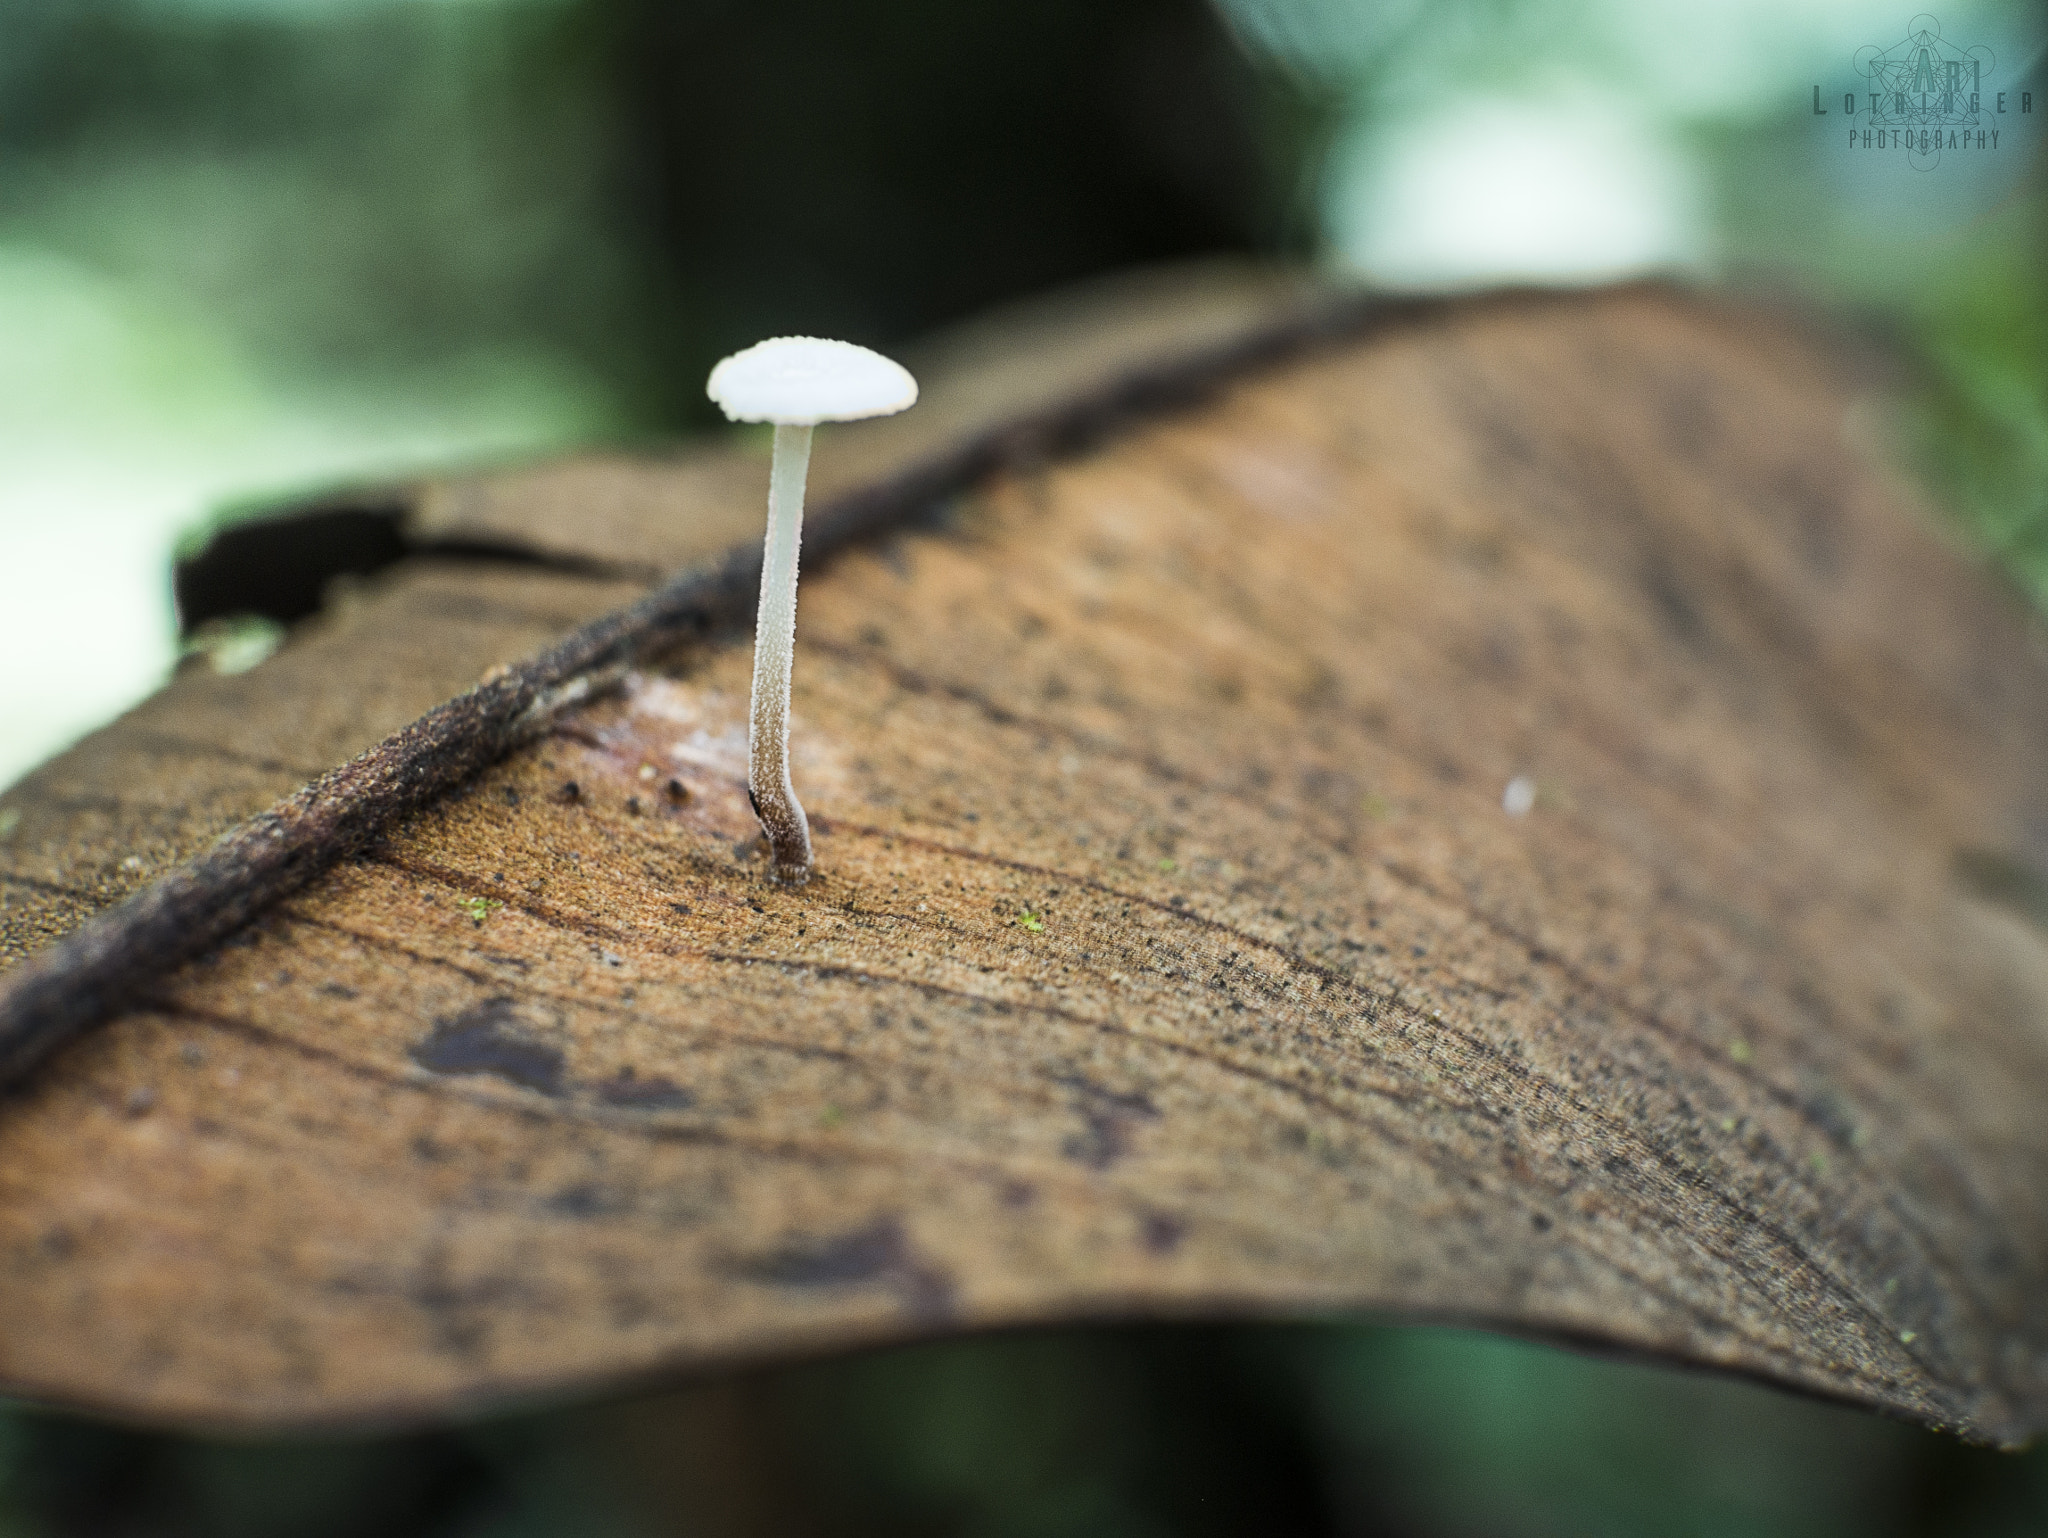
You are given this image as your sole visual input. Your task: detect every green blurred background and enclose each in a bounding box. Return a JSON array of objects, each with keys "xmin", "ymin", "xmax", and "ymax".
[
  {"xmin": 6, "ymin": 1322, "xmax": 2048, "ymax": 1537},
  {"xmin": 1, "ymin": 0, "xmax": 2044, "ymax": 1531}
]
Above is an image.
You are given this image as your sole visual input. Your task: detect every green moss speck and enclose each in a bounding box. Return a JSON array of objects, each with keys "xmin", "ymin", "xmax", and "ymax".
[{"xmin": 459, "ymin": 896, "xmax": 504, "ymax": 927}]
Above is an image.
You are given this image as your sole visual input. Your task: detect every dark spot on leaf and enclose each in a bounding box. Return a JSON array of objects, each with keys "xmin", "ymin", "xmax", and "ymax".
[
  {"xmin": 1803, "ymin": 1086, "xmax": 1862, "ymax": 1151},
  {"xmin": 412, "ymin": 1000, "xmax": 564, "ymax": 1095},
  {"xmin": 405, "ymin": 1257, "xmax": 522, "ymax": 1363},
  {"xmin": 1055, "ymin": 1074, "xmax": 1159, "ymax": 1169},
  {"xmin": 1140, "ymin": 1212, "xmax": 1186, "ymax": 1254},
  {"xmin": 1480, "ymin": 623, "xmax": 1524, "ymax": 681},
  {"xmin": 1780, "ymin": 468, "xmax": 1846, "ymax": 579},
  {"xmin": 738, "ymin": 1222, "xmax": 902, "ymax": 1287},
  {"xmin": 609, "ymin": 1292, "xmax": 654, "ymax": 1330},
  {"xmin": 729, "ymin": 1216, "xmax": 954, "ymax": 1320},
  {"xmin": 1660, "ymin": 380, "xmax": 1717, "ymax": 462},
  {"xmin": 1954, "ymin": 847, "xmax": 2048, "ymax": 932},
  {"xmin": 547, "ymin": 1183, "xmax": 625, "ymax": 1219},
  {"xmin": 593, "ymin": 1069, "xmax": 694, "ymax": 1110},
  {"xmin": 1641, "ymin": 550, "xmax": 1707, "ymax": 646}
]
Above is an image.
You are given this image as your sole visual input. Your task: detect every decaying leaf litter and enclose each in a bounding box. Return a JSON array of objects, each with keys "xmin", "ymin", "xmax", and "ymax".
[{"xmin": 2, "ymin": 274, "xmax": 2046, "ymax": 1442}]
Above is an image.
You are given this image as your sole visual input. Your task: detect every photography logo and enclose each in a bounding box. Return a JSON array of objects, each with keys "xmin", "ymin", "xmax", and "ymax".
[{"xmin": 1812, "ymin": 12, "xmax": 2032, "ymax": 170}]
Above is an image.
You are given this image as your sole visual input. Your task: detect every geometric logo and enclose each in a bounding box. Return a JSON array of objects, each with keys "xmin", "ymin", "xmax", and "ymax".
[
  {"xmin": 1856, "ymin": 15, "xmax": 1994, "ymax": 127},
  {"xmin": 1842, "ymin": 13, "xmax": 2007, "ymax": 168}
]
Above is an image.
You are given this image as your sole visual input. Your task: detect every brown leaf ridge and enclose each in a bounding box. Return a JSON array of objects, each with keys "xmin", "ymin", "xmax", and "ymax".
[{"xmin": 2, "ymin": 278, "xmax": 2046, "ymax": 1442}]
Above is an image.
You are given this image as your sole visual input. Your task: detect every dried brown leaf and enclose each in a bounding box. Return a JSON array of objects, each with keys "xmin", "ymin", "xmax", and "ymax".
[{"xmin": 2, "ymin": 280, "xmax": 2046, "ymax": 1441}]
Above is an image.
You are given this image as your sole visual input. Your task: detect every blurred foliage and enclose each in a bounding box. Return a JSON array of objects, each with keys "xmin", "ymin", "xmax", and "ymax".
[
  {"xmin": 0, "ymin": 0, "xmax": 1278, "ymax": 439},
  {"xmin": 0, "ymin": 0, "xmax": 633, "ymax": 431},
  {"xmin": 1294, "ymin": 1326, "xmax": 2048, "ymax": 1537},
  {"xmin": 3, "ymin": 1323, "xmax": 2046, "ymax": 1537},
  {"xmin": 1903, "ymin": 231, "xmax": 2048, "ymax": 609}
]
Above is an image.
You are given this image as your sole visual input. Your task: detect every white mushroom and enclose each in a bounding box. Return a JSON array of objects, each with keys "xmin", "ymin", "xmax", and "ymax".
[{"xmin": 707, "ymin": 337, "xmax": 918, "ymax": 883}]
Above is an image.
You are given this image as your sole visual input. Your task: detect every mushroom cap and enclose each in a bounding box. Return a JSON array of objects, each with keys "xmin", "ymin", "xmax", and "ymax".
[{"xmin": 706, "ymin": 336, "xmax": 919, "ymax": 425}]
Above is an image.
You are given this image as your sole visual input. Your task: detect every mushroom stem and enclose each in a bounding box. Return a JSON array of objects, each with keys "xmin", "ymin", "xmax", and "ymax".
[
  {"xmin": 711, "ymin": 335, "xmax": 915, "ymax": 883},
  {"xmin": 749, "ymin": 422, "xmax": 816, "ymax": 882}
]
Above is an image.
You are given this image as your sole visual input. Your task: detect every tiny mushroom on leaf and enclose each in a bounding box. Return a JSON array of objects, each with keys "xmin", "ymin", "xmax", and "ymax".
[{"xmin": 707, "ymin": 337, "xmax": 918, "ymax": 882}]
